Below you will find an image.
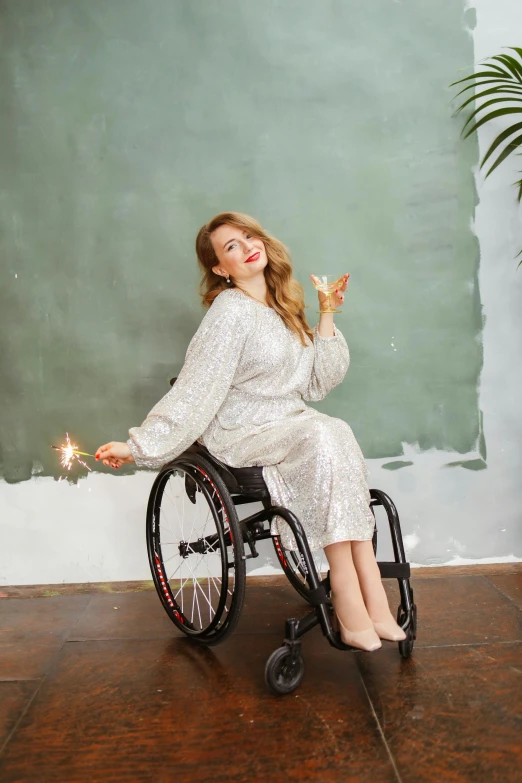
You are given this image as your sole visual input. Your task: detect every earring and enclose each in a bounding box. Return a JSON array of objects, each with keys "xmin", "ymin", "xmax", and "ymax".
[{"xmin": 226, "ymin": 276, "xmax": 231, "ymax": 284}]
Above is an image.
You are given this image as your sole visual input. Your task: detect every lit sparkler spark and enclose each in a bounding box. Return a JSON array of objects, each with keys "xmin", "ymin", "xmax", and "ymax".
[{"xmin": 52, "ymin": 433, "xmax": 93, "ymax": 472}]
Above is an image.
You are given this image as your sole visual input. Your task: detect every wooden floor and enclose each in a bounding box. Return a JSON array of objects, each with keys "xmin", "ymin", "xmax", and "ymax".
[{"xmin": 0, "ymin": 565, "xmax": 521, "ymax": 782}]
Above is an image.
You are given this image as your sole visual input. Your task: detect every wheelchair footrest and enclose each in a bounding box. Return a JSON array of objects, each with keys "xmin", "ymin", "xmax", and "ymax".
[{"xmin": 378, "ymin": 561, "xmax": 411, "ymax": 579}]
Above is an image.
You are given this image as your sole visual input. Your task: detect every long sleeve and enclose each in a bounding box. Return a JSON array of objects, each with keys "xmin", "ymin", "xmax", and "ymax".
[
  {"xmin": 127, "ymin": 291, "xmax": 252, "ymax": 469},
  {"xmin": 302, "ymin": 323, "xmax": 350, "ymax": 402}
]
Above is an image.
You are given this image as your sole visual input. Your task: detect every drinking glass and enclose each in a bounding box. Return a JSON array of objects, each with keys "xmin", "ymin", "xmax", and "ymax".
[{"xmin": 311, "ymin": 274, "xmax": 342, "ymax": 314}]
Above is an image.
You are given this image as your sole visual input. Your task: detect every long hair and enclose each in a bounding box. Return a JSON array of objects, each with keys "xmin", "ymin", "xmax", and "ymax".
[{"xmin": 195, "ymin": 212, "xmax": 314, "ymax": 345}]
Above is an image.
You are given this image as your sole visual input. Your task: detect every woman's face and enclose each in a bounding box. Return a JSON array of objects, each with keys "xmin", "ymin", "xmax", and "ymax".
[{"xmin": 210, "ymin": 224, "xmax": 267, "ymax": 284}]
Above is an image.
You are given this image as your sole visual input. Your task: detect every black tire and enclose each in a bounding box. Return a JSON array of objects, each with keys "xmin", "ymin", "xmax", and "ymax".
[
  {"xmin": 397, "ymin": 595, "xmax": 417, "ymax": 659},
  {"xmin": 265, "ymin": 645, "xmax": 305, "ymax": 695},
  {"xmin": 146, "ymin": 453, "xmax": 246, "ymax": 646},
  {"xmin": 398, "ymin": 628, "xmax": 414, "ymax": 659}
]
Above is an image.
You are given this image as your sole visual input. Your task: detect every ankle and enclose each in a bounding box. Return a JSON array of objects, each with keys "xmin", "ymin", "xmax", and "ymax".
[
  {"xmin": 360, "ymin": 583, "xmax": 393, "ymax": 624},
  {"xmin": 368, "ymin": 607, "xmax": 398, "ymax": 625}
]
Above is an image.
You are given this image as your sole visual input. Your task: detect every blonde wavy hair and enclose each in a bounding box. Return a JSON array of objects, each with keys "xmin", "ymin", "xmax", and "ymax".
[{"xmin": 195, "ymin": 212, "xmax": 314, "ymax": 345}]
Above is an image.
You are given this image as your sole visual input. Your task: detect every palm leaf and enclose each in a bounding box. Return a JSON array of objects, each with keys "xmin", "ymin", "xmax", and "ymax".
[
  {"xmin": 485, "ymin": 62, "xmax": 516, "ymax": 77},
  {"xmin": 456, "ymin": 86, "xmax": 522, "ymax": 115},
  {"xmin": 484, "ymin": 133, "xmax": 522, "ymax": 177},
  {"xmin": 491, "ymin": 55, "xmax": 522, "ymax": 81},
  {"xmin": 463, "ymin": 107, "xmax": 522, "ymax": 140},
  {"xmin": 480, "ymin": 122, "xmax": 522, "ymax": 168},
  {"xmin": 461, "ymin": 96, "xmax": 522, "ymax": 134},
  {"xmin": 452, "ymin": 78, "xmax": 521, "ymax": 100},
  {"xmin": 450, "ymin": 70, "xmax": 514, "ymax": 87}
]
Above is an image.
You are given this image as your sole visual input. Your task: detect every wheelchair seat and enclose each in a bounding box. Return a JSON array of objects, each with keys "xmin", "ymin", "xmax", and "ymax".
[
  {"xmin": 183, "ymin": 441, "xmax": 270, "ymax": 500},
  {"xmin": 226, "ymin": 464, "xmax": 269, "ymax": 497}
]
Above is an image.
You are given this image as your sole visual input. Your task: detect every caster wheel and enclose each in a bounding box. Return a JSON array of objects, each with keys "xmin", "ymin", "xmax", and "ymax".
[
  {"xmin": 397, "ymin": 601, "xmax": 417, "ymax": 659},
  {"xmin": 265, "ymin": 645, "xmax": 305, "ymax": 695},
  {"xmin": 398, "ymin": 627, "xmax": 414, "ymax": 658}
]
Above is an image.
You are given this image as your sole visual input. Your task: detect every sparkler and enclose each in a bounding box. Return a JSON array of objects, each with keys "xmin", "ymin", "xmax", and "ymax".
[{"xmin": 51, "ymin": 433, "xmax": 93, "ymax": 472}]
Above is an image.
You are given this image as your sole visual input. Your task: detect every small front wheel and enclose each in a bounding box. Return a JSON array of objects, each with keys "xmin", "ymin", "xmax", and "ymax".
[
  {"xmin": 265, "ymin": 645, "xmax": 305, "ymax": 695},
  {"xmin": 398, "ymin": 627, "xmax": 414, "ymax": 659},
  {"xmin": 397, "ymin": 600, "xmax": 417, "ymax": 659}
]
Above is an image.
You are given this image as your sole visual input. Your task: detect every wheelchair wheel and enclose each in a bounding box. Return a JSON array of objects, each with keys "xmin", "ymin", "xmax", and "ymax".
[
  {"xmin": 146, "ymin": 453, "xmax": 246, "ymax": 646},
  {"xmin": 397, "ymin": 593, "xmax": 417, "ymax": 659},
  {"xmin": 265, "ymin": 645, "xmax": 305, "ymax": 695},
  {"xmin": 272, "ymin": 535, "xmax": 329, "ymax": 603}
]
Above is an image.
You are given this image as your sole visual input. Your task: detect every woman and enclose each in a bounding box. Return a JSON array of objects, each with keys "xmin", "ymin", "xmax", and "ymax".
[{"xmin": 96, "ymin": 211, "xmax": 405, "ymax": 651}]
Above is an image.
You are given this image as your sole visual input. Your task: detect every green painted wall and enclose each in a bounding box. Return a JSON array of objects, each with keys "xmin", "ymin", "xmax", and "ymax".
[{"xmin": 0, "ymin": 0, "xmax": 480, "ymax": 482}]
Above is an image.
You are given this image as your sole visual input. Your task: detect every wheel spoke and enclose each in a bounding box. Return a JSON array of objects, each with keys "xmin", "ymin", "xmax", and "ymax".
[
  {"xmin": 173, "ymin": 574, "xmax": 191, "ymax": 601},
  {"xmin": 201, "ymin": 558, "xmax": 223, "ymax": 601},
  {"xmin": 193, "ymin": 577, "xmax": 216, "ymax": 615},
  {"xmin": 181, "ymin": 477, "xmax": 186, "ymax": 541},
  {"xmin": 166, "ymin": 558, "xmax": 186, "ymax": 582},
  {"xmin": 164, "ymin": 480, "xmax": 184, "ymax": 538},
  {"xmin": 191, "ymin": 582, "xmax": 197, "ymax": 626},
  {"xmin": 192, "ymin": 577, "xmax": 203, "ymax": 628},
  {"xmin": 162, "ymin": 551, "xmax": 180, "ymax": 564}
]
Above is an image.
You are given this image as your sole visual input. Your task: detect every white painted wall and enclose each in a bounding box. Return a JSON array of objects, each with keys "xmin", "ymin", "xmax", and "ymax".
[{"xmin": 1, "ymin": 0, "xmax": 521, "ymax": 584}]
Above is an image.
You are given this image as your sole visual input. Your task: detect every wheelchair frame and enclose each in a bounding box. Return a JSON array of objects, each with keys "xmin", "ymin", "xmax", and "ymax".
[{"xmin": 146, "ymin": 440, "xmax": 417, "ymax": 695}]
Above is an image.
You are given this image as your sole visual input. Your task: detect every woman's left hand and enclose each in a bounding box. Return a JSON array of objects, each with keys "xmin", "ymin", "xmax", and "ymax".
[{"xmin": 310, "ymin": 273, "xmax": 350, "ymax": 312}]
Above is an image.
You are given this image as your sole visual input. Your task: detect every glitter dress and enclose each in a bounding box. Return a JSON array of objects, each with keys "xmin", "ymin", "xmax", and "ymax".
[{"xmin": 127, "ymin": 288, "xmax": 375, "ymax": 551}]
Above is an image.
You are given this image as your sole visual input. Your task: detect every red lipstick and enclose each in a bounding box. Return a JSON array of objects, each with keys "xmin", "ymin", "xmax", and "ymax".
[{"xmin": 245, "ymin": 252, "xmax": 260, "ymax": 263}]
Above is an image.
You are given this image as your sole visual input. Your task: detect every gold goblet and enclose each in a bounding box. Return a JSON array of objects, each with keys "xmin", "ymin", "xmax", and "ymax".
[{"xmin": 312, "ymin": 274, "xmax": 342, "ymax": 314}]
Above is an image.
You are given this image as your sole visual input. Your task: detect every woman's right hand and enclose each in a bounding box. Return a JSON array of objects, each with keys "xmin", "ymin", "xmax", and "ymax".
[{"xmin": 95, "ymin": 441, "xmax": 135, "ymax": 469}]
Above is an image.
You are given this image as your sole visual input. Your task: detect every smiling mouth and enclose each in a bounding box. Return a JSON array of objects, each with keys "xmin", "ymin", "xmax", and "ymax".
[{"xmin": 245, "ymin": 252, "xmax": 260, "ymax": 263}]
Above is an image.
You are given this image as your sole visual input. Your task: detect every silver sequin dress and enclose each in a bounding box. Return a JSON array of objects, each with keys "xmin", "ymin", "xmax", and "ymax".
[{"xmin": 127, "ymin": 288, "xmax": 375, "ymax": 551}]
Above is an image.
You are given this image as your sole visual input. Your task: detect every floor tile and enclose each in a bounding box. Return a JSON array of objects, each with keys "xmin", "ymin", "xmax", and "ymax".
[
  {"xmin": 356, "ymin": 641, "xmax": 522, "ymax": 783},
  {"xmin": 486, "ymin": 573, "xmax": 522, "ymax": 611},
  {"xmin": 384, "ymin": 576, "xmax": 521, "ymax": 647},
  {"xmin": 68, "ymin": 590, "xmax": 181, "ymax": 641},
  {"xmin": 0, "ymin": 595, "xmax": 91, "ymax": 637},
  {"xmin": 0, "ymin": 595, "xmax": 91, "ymax": 679}
]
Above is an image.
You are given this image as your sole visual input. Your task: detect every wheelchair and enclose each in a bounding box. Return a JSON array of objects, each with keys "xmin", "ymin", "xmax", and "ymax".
[{"xmin": 146, "ymin": 383, "xmax": 417, "ymax": 695}]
